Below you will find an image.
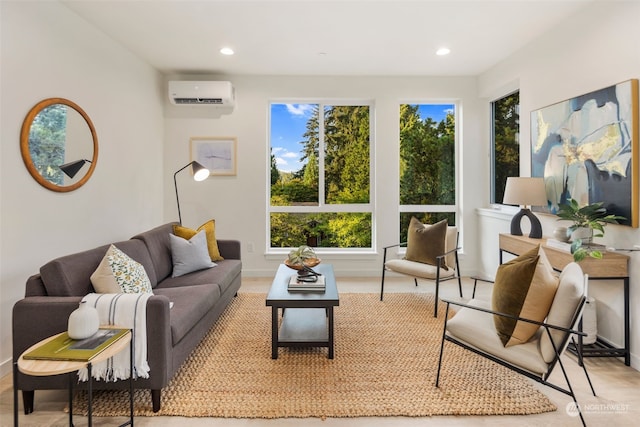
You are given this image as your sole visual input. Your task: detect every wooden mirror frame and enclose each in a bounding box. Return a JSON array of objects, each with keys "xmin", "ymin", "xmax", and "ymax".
[{"xmin": 20, "ymin": 98, "xmax": 98, "ymax": 192}]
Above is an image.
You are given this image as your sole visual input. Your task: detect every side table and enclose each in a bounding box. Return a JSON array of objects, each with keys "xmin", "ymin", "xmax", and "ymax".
[
  {"xmin": 13, "ymin": 328, "xmax": 134, "ymax": 427},
  {"xmin": 499, "ymin": 233, "xmax": 630, "ymax": 366}
]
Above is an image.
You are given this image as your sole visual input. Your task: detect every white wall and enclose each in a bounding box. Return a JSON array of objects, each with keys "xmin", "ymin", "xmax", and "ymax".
[
  {"xmin": 163, "ymin": 75, "xmax": 485, "ymax": 277},
  {"xmin": 0, "ymin": 1, "xmax": 165, "ymax": 376},
  {"xmin": 477, "ymin": 1, "xmax": 640, "ymax": 368}
]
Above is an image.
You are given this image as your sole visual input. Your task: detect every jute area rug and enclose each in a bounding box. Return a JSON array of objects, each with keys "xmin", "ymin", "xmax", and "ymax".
[{"xmin": 74, "ymin": 292, "xmax": 556, "ymax": 418}]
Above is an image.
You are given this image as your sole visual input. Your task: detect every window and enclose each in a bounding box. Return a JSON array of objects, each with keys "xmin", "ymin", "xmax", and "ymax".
[
  {"xmin": 491, "ymin": 91, "xmax": 520, "ymax": 204},
  {"xmin": 269, "ymin": 102, "xmax": 373, "ymax": 249},
  {"xmin": 399, "ymin": 104, "xmax": 457, "ymax": 243}
]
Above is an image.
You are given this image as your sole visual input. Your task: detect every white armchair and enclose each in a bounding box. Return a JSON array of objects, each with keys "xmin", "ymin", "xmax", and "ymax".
[
  {"xmin": 435, "ymin": 262, "xmax": 595, "ymax": 426},
  {"xmin": 381, "ymin": 223, "xmax": 462, "ymax": 317}
]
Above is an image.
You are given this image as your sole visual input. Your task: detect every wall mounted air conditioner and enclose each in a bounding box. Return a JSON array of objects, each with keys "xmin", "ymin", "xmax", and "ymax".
[{"xmin": 168, "ymin": 81, "xmax": 235, "ymax": 107}]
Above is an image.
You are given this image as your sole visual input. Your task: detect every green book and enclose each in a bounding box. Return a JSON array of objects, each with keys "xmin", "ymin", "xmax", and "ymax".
[{"xmin": 23, "ymin": 328, "xmax": 129, "ymax": 362}]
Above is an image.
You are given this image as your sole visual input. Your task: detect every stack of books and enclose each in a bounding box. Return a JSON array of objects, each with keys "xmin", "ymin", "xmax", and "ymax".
[
  {"xmin": 288, "ymin": 274, "xmax": 326, "ymax": 292},
  {"xmin": 545, "ymin": 238, "xmax": 572, "ymax": 253}
]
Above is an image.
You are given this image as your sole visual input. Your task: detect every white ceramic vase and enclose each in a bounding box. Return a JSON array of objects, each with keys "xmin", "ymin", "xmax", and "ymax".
[{"xmin": 68, "ymin": 301, "xmax": 99, "ymax": 339}]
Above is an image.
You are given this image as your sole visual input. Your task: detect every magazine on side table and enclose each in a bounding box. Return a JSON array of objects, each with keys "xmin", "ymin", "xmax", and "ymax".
[{"xmin": 23, "ymin": 328, "xmax": 129, "ymax": 362}]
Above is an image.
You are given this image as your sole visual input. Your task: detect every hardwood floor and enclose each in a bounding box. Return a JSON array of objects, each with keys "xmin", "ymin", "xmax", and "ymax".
[{"xmin": 2, "ymin": 276, "xmax": 639, "ymax": 426}]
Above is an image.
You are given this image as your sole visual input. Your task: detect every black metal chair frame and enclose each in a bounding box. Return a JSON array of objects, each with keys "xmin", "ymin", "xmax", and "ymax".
[
  {"xmin": 435, "ymin": 297, "xmax": 596, "ymax": 427},
  {"xmin": 380, "ymin": 239, "xmax": 463, "ymax": 317}
]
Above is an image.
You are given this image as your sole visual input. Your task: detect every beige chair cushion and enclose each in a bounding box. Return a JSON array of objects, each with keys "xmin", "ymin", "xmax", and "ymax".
[
  {"xmin": 444, "ymin": 226, "xmax": 457, "ymax": 269},
  {"xmin": 446, "ymin": 299, "xmax": 549, "ymax": 375},
  {"xmin": 405, "ymin": 218, "xmax": 448, "ymax": 269},
  {"xmin": 492, "ymin": 246, "xmax": 559, "ymax": 347},
  {"xmin": 385, "ymin": 258, "xmax": 456, "ymax": 280},
  {"xmin": 539, "ymin": 262, "xmax": 585, "ymax": 363}
]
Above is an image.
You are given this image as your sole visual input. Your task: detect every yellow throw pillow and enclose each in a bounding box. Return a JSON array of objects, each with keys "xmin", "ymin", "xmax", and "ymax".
[
  {"xmin": 173, "ymin": 220, "xmax": 224, "ymax": 261},
  {"xmin": 404, "ymin": 217, "xmax": 448, "ymax": 270},
  {"xmin": 492, "ymin": 246, "xmax": 559, "ymax": 347}
]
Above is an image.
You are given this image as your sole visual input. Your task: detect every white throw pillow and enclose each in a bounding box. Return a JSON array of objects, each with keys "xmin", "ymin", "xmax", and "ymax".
[
  {"xmin": 91, "ymin": 244, "xmax": 153, "ymax": 294},
  {"xmin": 170, "ymin": 230, "xmax": 217, "ymax": 277}
]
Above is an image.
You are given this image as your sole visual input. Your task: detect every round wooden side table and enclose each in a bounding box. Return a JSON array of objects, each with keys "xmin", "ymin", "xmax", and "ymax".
[{"xmin": 13, "ymin": 328, "xmax": 133, "ymax": 427}]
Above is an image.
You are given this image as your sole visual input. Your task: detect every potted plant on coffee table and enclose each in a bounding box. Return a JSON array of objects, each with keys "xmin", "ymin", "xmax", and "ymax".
[
  {"xmin": 284, "ymin": 245, "xmax": 321, "ymax": 270},
  {"xmin": 556, "ymin": 198, "xmax": 625, "ymax": 261}
]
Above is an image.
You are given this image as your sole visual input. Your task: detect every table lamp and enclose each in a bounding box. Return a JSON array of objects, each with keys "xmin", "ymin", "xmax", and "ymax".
[{"xmin": 503, "ymin": 177, "xmax": 547, "ymax": 239}]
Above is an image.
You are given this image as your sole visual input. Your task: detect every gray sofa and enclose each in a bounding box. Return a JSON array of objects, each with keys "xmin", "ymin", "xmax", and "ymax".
[{"xmin": 12, "ymin": 222, "xmax": 242, "ymax": 413}]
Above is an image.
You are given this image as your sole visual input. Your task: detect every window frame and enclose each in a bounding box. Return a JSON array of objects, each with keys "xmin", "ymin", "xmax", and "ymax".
[
  {"xmin": 398, "ymin": 101, "xmax": 460, "ymax": 245},
  {"xmin": 267, "ymin": 99, "xmax": 376, "ymax": 254}
]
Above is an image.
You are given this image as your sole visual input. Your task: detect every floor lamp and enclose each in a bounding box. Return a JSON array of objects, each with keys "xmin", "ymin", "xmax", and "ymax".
[
  {"xmin": 174, "ymin": 161, "xmax": 210, "ymax": 224},
  {"xmin": 503, "ymin": 177, "xmax": 547, "ymax": 239}
]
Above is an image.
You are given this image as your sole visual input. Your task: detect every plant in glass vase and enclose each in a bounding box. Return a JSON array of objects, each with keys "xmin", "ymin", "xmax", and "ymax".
[{"xmin": 556, "ymin": 198, "xmax": 625, "ymax": 261}]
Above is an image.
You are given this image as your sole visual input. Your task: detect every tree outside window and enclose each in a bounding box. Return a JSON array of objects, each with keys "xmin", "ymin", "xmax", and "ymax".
[
  {"xmin": 399, "ymin": 104, "xmax": 457, "ymax": 243},
  {"xmin": 269, "ymin": 103, "xmax": 372, "ymax": 249},
  {"xmin": 492, "ymin": 92, "xmax": 520, "ymax": 204}
]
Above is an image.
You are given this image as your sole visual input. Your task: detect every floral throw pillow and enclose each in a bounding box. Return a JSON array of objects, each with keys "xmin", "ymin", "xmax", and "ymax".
[{"xmin": 91, "ymin": 244, "xmax": 153, "ymax": 294}]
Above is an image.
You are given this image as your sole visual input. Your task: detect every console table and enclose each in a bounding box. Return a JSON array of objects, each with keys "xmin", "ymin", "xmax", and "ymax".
[{"xmin": 499, "ymin": 233, "xmax": 630, "ymax": 366}]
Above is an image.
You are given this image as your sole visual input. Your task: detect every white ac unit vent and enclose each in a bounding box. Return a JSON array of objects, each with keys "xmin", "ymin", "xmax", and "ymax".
[{"xmin": 168, "ymin": 81, "xmax": 235, "ymax": 107}]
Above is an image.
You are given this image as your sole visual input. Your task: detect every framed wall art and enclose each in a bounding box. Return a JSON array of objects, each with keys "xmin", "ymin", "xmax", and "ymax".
[
  {"xmin": 531, "ymin": 79, "xmax": 639, "ymax": 227},
  {"xmin": 190, "ymin": 136, "xmax": 237, "ymax": 176}
]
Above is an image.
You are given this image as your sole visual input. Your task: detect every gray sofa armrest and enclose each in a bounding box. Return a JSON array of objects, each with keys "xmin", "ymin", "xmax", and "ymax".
[
  {"xmin": 217, "ymin": 239, "xmax": 241, "ymax": 260},
  {"xmin": 12, "ymin": 296, "xmax": 82, "ymax": 360},
  {"xmin": 12, "ymin": 295, "xmax": 173, "ymax": 378},
  {"xmin": 144, "ymin": 294, "xmax": 172, "ymax": 387}
]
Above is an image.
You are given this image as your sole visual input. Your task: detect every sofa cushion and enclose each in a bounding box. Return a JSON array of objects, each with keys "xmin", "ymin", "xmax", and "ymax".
[
  {"xmin": 156, "ymin": 259, "xmax": 242, "ymax": 295},
  {"xmin": 91, "ymin": 244, "xmax": 153, "ymax": 293},
  {"xmin": 40, "ymin": 239, "xmax": 156, "ymax": 296},
  {"xmin": 173, "ymin": 220, "xmax": 224, "ymax": 261},
  {"xmin": 169, "ymin": 231, "xmax": 216, "ymax": 277},
  {"xmin": 131, "ymin": 223, "xmax": 176, "ymax": 285},
  {"xmin": 492, "ymin": 246, "xmax": 559, "ymax": 347},
  {"xmin": 405, "ymin": 217, "xmax": 448, "ymax": 270},
  {"xmin": 152, "ymin": 284, "xmax": 221, "ymax": 345}
]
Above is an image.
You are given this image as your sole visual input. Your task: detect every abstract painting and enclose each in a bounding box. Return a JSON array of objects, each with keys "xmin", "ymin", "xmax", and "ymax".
[
  {"xmin": 190, "ymin": 137, "xmax": 237, "ymax": 176},
  {"xmin": 531, "ymin": 79, "xmax": 638, "ymax": 227}
]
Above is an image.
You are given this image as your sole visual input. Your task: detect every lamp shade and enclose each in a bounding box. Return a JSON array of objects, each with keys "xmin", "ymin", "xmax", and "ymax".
[
  {"xmin": 503, "ymin": 177, "xmax": 547, "ymax": 207},
  {"xmin": 192, "ymin": 161, "xmax": 210, "ymax": 181},
  {"xmin": 174, "ymin": 161, "xmax": 210, "ymax": 224},
  {"xmin": 59, "ymin": 159, "xmax": 91, "ymax": 179}
]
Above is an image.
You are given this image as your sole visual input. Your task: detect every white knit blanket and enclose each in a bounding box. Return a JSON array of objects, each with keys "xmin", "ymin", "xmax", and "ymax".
[{"xmin": 77, "ymin": 293, "xmax": 151, "ymax": 382}]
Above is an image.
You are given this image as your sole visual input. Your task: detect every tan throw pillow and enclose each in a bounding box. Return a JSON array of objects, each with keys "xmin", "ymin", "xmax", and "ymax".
[
  {"xmin": 91, "ymin": 244, "xmax": 153, "ymax": 294},
  {"xmin": 492, "ymin": 246, "xmax": 560, "ymax": 347},
  {"xmin": 173, "ymin": 219, "xmax": 224, "ymax": 261},
  {"xmin": 404, "ymin": 217, "xmax": 448, "ymax": 270}
]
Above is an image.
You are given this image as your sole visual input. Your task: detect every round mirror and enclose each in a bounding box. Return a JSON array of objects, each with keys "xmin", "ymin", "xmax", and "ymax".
[{"xmin": 20, "ymin": 98, "xmax": 98, "ymax": 192}]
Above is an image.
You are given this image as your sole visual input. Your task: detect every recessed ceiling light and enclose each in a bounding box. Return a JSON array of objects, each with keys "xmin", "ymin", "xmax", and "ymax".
[
  {"xmin": 436, "ymin": 47, "xmax": 451, "ymax": 56},
  {"xmin": 220, "ymin": 47, "xmax": 234, "ymax": 56}
]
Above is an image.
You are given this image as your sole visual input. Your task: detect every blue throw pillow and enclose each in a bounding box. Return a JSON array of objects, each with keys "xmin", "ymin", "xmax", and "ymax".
[{"xmin": 169, "ymin": 230, "xmax": 216, "ymax": 277}]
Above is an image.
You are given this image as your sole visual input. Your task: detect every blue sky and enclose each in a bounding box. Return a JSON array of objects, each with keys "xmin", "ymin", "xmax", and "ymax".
[{"xmin": 271, "ymin": 103, "xmax": 454, "ymax": 173}]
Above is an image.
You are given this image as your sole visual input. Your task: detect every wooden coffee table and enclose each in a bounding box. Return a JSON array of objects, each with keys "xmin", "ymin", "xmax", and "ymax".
[{"xmin": 266, "ymin": 263, "xmax": 339, "ymax": 359}]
